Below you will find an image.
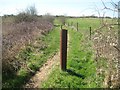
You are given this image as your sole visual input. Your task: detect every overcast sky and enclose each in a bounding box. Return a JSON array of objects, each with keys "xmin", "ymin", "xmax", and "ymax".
[{"xmin": 0, "ymin": 0, "xmax": 119, "ymax": 17}]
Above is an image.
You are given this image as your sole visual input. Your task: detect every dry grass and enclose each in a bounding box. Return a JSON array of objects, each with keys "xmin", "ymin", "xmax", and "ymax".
[{"xmin": 2, "ymin": 17, "xmax": 53, "ymax": 76}]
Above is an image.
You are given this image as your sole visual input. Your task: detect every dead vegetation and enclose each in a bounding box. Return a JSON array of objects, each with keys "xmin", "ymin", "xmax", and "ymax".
[
  {"xmin": 92, "ymin": 18, "xmax": 119, "ymax": 88},
  {"xmin": 2, "ymin": 17, "xmax": 53, "ymax": 77}
]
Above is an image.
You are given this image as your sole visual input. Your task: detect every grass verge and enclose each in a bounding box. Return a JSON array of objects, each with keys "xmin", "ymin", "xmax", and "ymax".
[
  {"xmin": 3, "ymin": 27, "xmax": 60, "ymax": 88},
  {"xmin": 41, "ymin": 26, "xmax": 103, "ymax": 88}
]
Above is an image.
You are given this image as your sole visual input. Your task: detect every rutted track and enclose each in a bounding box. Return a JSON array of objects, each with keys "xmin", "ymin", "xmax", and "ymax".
[
  {"xmin": 24, "ymin": 29, "xmax": 70, "ymax": 88},
  {"xmin": 24, "ymin": 52, "xmax": 60, "ymax": 88}
]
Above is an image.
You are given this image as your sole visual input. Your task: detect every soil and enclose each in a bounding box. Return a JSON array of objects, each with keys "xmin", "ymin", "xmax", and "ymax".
[{"xmin": 24, "ymin": 52, "xmax": 60, "ymax": 88}]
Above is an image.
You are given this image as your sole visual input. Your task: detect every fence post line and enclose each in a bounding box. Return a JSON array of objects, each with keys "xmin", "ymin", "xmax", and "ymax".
[
  {"xmin": 60, "ymin": 29, "xmax": 67, "ymax": 71},
  {"xmin": 61, "ymin": 25, "xmax": 63, "ymax": 30},
  {"xmin": 71, "ymin": 22, "xmax": 73, "ymax": 26},
  {"xmin": 90, "ymin": 27, "xmax": 92, "ymax": 40},
  {"xmin": 68, "ymin": 23, "xmax": 69, "ymax": 26},
  {"xmin": 77, "ymin": 22, "xmax": 78, "ymax": 31}
]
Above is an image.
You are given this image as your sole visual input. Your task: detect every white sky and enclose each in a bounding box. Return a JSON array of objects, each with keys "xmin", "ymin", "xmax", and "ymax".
[{"xmin": 0, "ymin": 0, "xmax": 119, "ymax": 17}]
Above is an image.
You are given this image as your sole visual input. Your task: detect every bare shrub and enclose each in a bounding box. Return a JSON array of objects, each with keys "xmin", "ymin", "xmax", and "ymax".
[
  {"xmin": 2, "ymin": 18, "xmax": 53, "ymax": 76},
  {"xmin": 15, "ymin": 5, "xmax": 37, "ymax": 23},
  {"xmin": 91, "ymin": 1, "xmax": 119, "ymax": 88},
  {"xmin": 92, "ymin": 20, "xmax": 118, "ymax": 88},
  {"xmin": 42, "ymin": 13, "xmax": 55, "ymax": 24}
]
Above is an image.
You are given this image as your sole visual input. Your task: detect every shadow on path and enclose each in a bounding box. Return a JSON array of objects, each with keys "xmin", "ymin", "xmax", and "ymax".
[{"xmin": 66, "ymin": 69, "xmax": 85, "ymax": 79}]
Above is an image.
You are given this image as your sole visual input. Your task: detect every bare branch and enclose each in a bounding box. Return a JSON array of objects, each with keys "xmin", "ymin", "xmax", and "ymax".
[
  {"xmin": 110, "ymin": 0, "xmax": 118, "ymax": 9},
  {"xmin": 101, "ymin": 0, "xmax": 107, "ymax": 9},
  {"xmin": 101, "ymin": 0, "xmax": 118, "ymax": 12},
  {"xmin": 113, "ymin": 46, "xmax": 120, "ymax": 52}
]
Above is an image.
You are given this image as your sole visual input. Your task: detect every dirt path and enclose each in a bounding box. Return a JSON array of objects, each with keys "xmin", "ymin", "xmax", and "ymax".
[
  {"xmin": 24, "ymin": 52, "xmax": 60, "ymax": 88},
  {"xmin": 24, "ymin": 29, "xmax": 70, "ymax": 88}
]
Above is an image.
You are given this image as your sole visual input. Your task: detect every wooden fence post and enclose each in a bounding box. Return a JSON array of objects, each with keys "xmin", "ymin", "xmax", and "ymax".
[
  {"xmin": 60, "ymin": 29, "xmax": 67, "ymax": 71},
  {"xmin": 90, "ymin": 27, "xmax": 92, "ymax": 40},
  {"xmin": 61, "ymin": 25, "xmax": 63, "ymax": 30},
  {"xmin": 71, "ymin": 22, "xmax": 73, "ymax": 26},
  {"xmin": 77, "ymin": 22, "xmax": 78, "ymax": 31}
]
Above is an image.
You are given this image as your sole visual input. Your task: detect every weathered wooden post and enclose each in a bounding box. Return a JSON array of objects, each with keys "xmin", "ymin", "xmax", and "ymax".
[
  {"xmin": 60, "ymin": 29, "xmax": 67, "ymax": 71},
  {"xmin": 77, "ymin": 22, "xmax": 78, "ymax": 31},
  {"xmin": 90, "ymin": 27, "xmax": 92, "ymax": 40},
  {"xmin": 71, "ymin": 22, "xmax": 73, "ymax": 26},
  {"xmin": 61, "ymin": 25, "xmax": 62, "ymax": 29}
]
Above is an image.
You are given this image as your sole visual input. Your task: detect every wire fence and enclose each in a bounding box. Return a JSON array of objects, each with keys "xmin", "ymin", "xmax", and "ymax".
[{"xmin": 66, "ymin": 17, "xmax": 119, "ymax": 88}]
